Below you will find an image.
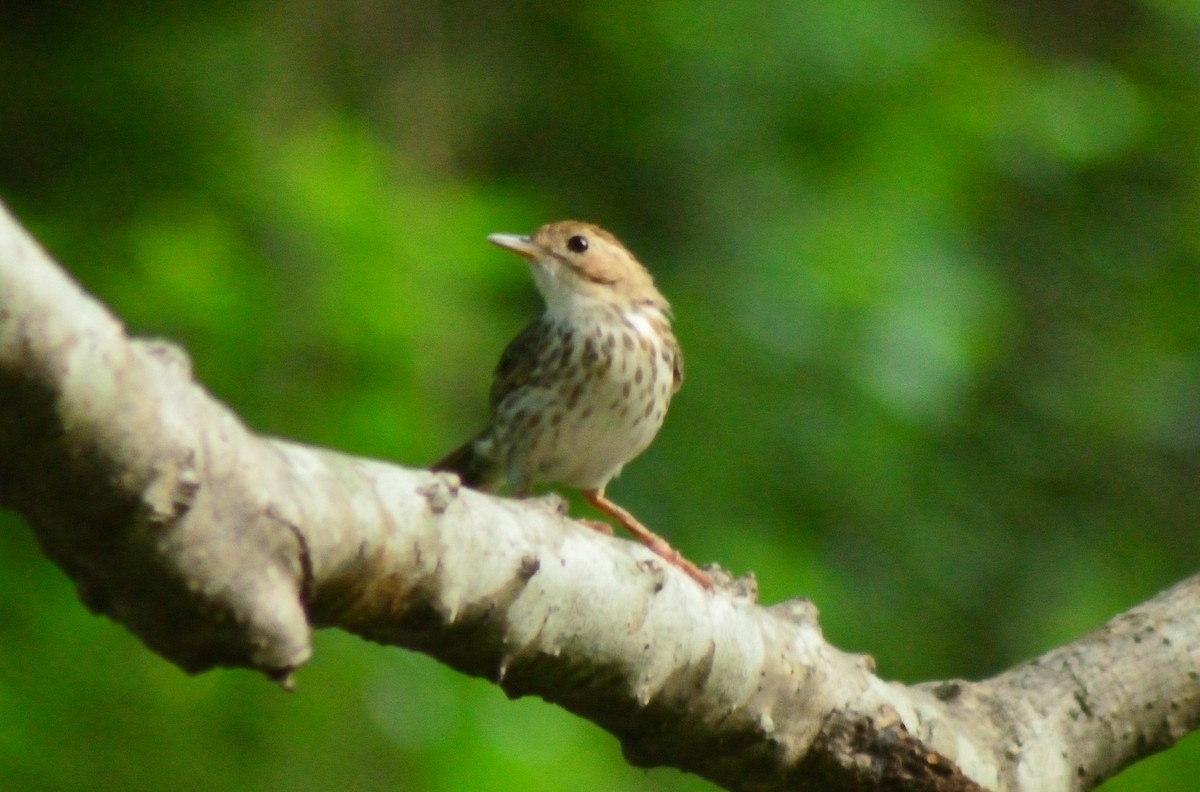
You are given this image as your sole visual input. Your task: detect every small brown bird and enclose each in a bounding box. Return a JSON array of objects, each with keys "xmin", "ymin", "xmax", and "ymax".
[{"xmin": 434, "ymin": 220, "xmax": 711, "ymax": 588}]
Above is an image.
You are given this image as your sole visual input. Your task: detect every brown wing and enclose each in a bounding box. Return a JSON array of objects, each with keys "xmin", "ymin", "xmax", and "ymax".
[
  {"xmin": 669, "ymin": 334, "xmax": 684, "ymax": 394},
  {"xmin": 489, "ymin": 318, "xmax": 548, "ymax": 410}
]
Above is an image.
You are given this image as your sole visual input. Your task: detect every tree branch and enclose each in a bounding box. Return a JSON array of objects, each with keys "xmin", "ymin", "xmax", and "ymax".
[{"xmin": 1, "ymin": 200, "xmax": 1195, "ymax": 791}]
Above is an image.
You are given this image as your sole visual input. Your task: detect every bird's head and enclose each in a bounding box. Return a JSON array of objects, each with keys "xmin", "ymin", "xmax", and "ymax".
[{"xmin": 487, "ymin": 221, "xmax": 666, "ymax": 317}]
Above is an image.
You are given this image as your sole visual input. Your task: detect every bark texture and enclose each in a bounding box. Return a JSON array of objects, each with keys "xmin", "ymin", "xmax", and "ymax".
[{"xmin": 1, "ymin": 200, "xmax": 1197, "ymax": 791}]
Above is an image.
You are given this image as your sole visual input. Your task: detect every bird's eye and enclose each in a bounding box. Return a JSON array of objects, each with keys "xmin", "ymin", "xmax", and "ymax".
[{"xmin": 566, "ymin": 235, "xmax": 589, "ymax": 253}]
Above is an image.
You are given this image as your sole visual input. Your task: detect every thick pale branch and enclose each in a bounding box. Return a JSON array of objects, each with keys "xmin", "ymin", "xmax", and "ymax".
[
  {"xmin": 1, "ymin": 199, "xmax": 1196, "ymax": 792},
  {"xmin": 927, "ymin": 576, "xmax": 1200, "ymax": 789}
]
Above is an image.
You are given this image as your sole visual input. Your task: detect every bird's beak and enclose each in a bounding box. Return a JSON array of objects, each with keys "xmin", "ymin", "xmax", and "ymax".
[{"xmin": 487, "ymin": 233, "xmax": 544, "ymax": 261}]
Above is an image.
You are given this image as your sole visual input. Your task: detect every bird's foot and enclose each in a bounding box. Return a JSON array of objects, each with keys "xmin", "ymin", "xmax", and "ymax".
[
  {"xmin": 582, "ymin": 489, "xmax": 713, "ymax": 590},
  {"xmin": 644, "ymin": 543, "xmax": 713, "ymax": 589},
  {"xmin": 578, "ymin": 517, "xmax": 615, "ymax": 536}
]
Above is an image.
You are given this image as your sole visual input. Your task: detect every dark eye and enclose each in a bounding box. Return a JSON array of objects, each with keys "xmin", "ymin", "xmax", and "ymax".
[{"xmin": 566, "ymin": 235, "xmax": 589, "ymax": 253}]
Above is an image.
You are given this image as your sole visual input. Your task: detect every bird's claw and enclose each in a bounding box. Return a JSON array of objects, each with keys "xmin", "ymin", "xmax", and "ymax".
[{"xmin": 578, "ymin": 517, "xmax": 615, "ymax": 536}]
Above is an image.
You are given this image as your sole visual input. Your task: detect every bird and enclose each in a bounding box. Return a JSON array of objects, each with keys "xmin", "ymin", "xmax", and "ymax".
[{"xmin": 433, "ymin": 220, "xmax": 712, "ymax": 589}]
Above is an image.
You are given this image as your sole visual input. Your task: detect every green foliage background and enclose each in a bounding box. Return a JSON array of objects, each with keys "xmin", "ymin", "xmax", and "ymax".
[{"xmin": 2, "ymin": 2, "xmax": 1199, "ymax": 789}]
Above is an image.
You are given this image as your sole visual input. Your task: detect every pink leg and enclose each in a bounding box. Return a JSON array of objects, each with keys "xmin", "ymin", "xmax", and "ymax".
[{"xmin": 583, "ymin": 489, "xmax": 712, "ymax": 589}]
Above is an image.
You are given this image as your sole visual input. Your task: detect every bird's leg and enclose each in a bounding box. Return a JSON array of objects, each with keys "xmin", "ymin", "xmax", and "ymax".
[{"xmin": 583, "ymin": 488, "xmax": 712, "ymax": 589}]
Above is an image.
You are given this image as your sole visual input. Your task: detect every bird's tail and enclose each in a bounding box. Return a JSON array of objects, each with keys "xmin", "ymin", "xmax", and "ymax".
[{"xmin": 431, "ymin": 434, "xmax": 500, "ymax": 490}]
